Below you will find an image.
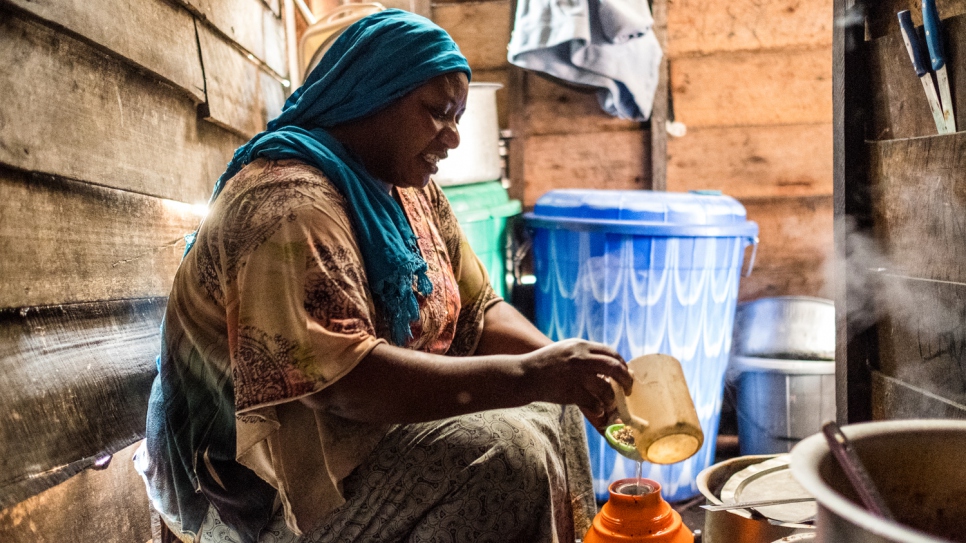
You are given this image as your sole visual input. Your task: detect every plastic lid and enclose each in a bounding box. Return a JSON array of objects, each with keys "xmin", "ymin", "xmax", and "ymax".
[
  {"xmin": 525, "ymin": 189, "xmax": 758, "ymax": 238},
  {"xmin": 441, "ymin": 181, "xmax": 522, "ymax": 222}
]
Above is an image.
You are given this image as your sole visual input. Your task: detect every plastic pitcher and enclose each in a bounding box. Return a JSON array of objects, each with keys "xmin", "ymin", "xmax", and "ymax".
[{"xmin": 612, "ymin": 354, "xmax": 704, "ymax": 465}]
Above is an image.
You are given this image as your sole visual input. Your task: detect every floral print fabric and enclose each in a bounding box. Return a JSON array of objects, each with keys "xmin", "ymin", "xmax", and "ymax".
[{"xmin": 139, "ymin": 158, "xmax": 501, "ymax": 542}]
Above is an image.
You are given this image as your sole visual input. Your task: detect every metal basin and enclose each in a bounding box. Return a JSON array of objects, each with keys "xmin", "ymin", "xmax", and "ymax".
[
  {"xmin": 791, "ymin": 419, "xmax": 966, "ymax": 542},
  {"xmin": 697, "ymin": 455, "xmax": 812, "ymax": 543},
  {"xmin": 732, "ymin": 297, "xmax": 834, "ymax": 361}
]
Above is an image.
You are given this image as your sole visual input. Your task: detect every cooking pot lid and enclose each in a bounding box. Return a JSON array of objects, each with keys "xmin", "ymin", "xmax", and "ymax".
[{"xmin": 721, "ymin": 455, "xmax": 816, "ymax": 523}]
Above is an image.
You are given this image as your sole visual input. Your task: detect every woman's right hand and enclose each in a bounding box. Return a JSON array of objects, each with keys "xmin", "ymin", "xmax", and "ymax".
[{"xmin": 521, "ymin": 339, "xmax": 633, "ymax": 431}]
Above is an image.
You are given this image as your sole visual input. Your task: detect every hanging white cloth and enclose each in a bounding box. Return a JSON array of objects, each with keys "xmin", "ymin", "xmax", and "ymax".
[{"xmin": 507, "ymin": 0, "xmax": 663, "ymax": 121}]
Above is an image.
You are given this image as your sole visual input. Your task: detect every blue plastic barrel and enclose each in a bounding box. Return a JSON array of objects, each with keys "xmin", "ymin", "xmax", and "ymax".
[{"xmin": 525, "ymin": 189, "xmax": 758, "ymax": 502}]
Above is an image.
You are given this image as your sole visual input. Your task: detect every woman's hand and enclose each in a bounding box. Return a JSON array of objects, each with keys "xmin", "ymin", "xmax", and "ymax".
[{"xmin": 521, "ymin": 339, "xmax": 633, "ymax": 434}]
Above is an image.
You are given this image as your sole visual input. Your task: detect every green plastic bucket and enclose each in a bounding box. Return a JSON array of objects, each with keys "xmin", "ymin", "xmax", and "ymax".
[{"xmin": 441, "ymin": 181, "xmax": 522, "ymax": 298}]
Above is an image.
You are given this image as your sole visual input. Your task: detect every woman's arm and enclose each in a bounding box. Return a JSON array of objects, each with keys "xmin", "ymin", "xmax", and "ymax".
[
  {"xmin": 474, "ymin": 300, "xmax": 627, "ymax": 433},
  {"xmin": 300, "ymin": 337, "xmax": 632, "ymax": 425},
  {"xmin": 474, "ymin": 300, "xmax": 552, "ymax": 355}
]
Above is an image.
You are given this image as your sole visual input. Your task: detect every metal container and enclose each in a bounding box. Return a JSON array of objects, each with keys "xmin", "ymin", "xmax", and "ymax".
[
  {"xmin": 732, "ymin": 297, "xmax": 835, "ymax": 361},
  {"xmin": 732, "ymin": 356, "xmax": 835, "ymax": 455},
  {"xmin": 697, "ymin": 455, "xmax": 812, "ymax": 543},
  {"xmin": 791, "ymin": 419, "xmax": 966, "ymax": 542},
  {"xmin": 434, "ymin": 83, "xmax": 503, "ymax": 187}
]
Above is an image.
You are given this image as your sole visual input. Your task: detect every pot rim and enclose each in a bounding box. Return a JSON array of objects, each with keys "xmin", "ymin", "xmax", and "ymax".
[
  {"xmin": 468, "ymin": 82, "xmax": 504, "ymax": 90},
  {"xmin": 790, "ymin": 419, "xmax": 966, "ymax": 543}
]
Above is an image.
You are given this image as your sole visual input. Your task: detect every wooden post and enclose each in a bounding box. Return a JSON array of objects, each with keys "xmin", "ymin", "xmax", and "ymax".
[
  {"xmin": 834, "ymin": 0, "xmax": 874, "ymax": 424},
  {"xmin": 647, "ymin": 0, "xmax": 668, "ymax": 191}
]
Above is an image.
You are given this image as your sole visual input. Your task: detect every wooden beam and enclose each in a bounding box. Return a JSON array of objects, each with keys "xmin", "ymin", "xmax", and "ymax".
[
  {"xmin": 868, "ymin": 14, "xmax": 966, "ymax": 140},
  {"xmin": 671, "ymin": 46, "xmax": 833, "ymax": 128},
  {"xmin": 872, "ymin": 371, "xmax": 966, "ymax": 420},
  {"xmin": 0, "ymin": 298, "xmax": 165, "ymax": 507},
  {"xmin": 522, "ymin": 131, "xmax": 647, "ymax": 207},
  {"xmin": 865, "ymin": 0, "xmax": 966, "ymax": 39},
  {"xmin": 0, "ymin": 167, "xmax": 199, "ymax": 309},
  {"xmin": 433, "ymin": 0, "xmax": 512, "ymax": 71},
  {"xmin": 874, "ymin": 276, "xmax": 966, "ymax": 405},
  {"xmin": 198, "ymin": 22, "xmax": 287, "ymax": 139},
  {"xmin": 869, "ymin": 132, "xmax": 966, "ymax": 283},
  {"xmin": 0, "ymin": 13, "xmax": 245, "ymax": 203},
  {"xmin": 648, "ymin": 0, "xmax": 668, "ymax": 191},
  {"xmin": 667, "ymin": 123, "xmax": 833, "ymax": 198},
  {"xmin": 5, "ymin": 0, "xmax": 205, "ymax": 103},
  {"xmin": 738, "ymin": 195, "xmax": 834, "ymax": 301},
  {"xmin": 667, "ymin": 0, "xmax": 833, "ymax": 57},
  {"xmin": 178, "ymin": 0, "xmax": 288, "ymax": 77},
  {"xmin": 525, "ymin": 74, "xmax": 641, "ymax": 136},
  {"xmin": 0, "ymin": 442, "xmax": 153, "ymax": 543},
  {"xmin": 835, "ymin": 0, "xmax": 874, "ymax": 425}
]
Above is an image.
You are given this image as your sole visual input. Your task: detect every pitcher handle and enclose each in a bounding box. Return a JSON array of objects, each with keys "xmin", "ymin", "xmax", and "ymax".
[
  {"xmin": 610, "ymin": 377, "xmax": 649, "ymax": 430},
  {"xmin": 743, "ymin": 236, "xmax": 759, "ymax": 277}
]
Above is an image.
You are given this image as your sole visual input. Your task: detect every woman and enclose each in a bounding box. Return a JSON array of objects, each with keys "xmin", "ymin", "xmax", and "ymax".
[{"xmin": 136, "ymin": 10, "xmax": 632, "ymax": 543}]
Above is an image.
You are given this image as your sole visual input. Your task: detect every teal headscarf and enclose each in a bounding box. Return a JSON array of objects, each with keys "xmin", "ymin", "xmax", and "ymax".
[{"xmin": 195, "ymin": 9, "xmax": 471, "ymax": 345}]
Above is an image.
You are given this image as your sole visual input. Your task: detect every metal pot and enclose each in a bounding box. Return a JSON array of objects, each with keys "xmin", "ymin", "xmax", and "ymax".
[
  {"xmin": 791, "ymin": 419, "xmax": 966, "ymax": 542},
  {"xmin": 434, "ymin": 83, "xmax": 503, "ymax": 187},
  {"xmin": 697, "ymin": 455, "xmax": 812, "ymax": 543},
  {"xmin": 732, "ymin": 297, "xmax": 835, "ymax": 361}
]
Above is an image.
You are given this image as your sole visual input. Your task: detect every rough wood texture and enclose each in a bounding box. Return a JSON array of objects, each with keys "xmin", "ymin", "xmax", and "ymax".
[
  {"xmin": 869, "ymin": 133, "xmax": 966, "ymax": 283},
  {"xmin": 525, "ymin": 74, "xmax": 642, "ymax": 135},
  {"xmin": 380, "ymin": 0, "xmax": 432, "ymax": 17},
  {"xmin": 0, "ymin": 298, "xmax": 165, "ymax": 506},
  {"xmin": 522, "ymin": 131, "xmax": 646, "ymax": 206},
  {"xmin": 866, "ymin": 0, "xmax": 966, "ymax": 39},
  {"xmin": 835, "ymin": 0, "xmax": 875, "ymax": 424},
  {"xmin": 667, "ymin": 0, "xmax": 833, "ymax": 56},
  {"xmin": 868, "ymin": 14, "xmax": 966, "ymax": 140},
  {"xmin": 649, "ymin": 0, "xmax": 668, "ymax": 191},
  {"xmin": 5, "ymin": 0, "xmax": 205, "ymax": 103},
  {"xmin": 506, "ymin": 65, "xmax": 527, "ymax": 203},
  {"xmin": 180, "ymin": 0, "xmax": 287, "ymax": 76},
  {"xmin": 433, "ymin": 0, "xmax": 511, "ymax": 71},
  {"xmin": 875, "ymin": 276, "xmax": 966, "ymax": 405},
  {"xmin": 872, "ymin": 371, "xmax": 966, "ymax": 420},
  {"xmin": 198, "ymin": 23, "xmax": 287, "ymax": 140},
  {"xmin": 0, "ymin": 168, "xmax": 199, "ymax": 309},
  {"xmin": 738, "ymin": 195, "xmax": 834, "ymax": 301},
  {"xmin": 667, "ymin": 123, "xmax": 833, "ymax": 198},
  {"xmin": 0, "ymin": 442, "xmax": 152, "ymax": 543},
  {"xmin": 671, "ymin": 46, "xmax": 833, "ymax": 128},
  {"xmin": 0, "ymin": 13, "xmax": 244, "ymax": 203}
]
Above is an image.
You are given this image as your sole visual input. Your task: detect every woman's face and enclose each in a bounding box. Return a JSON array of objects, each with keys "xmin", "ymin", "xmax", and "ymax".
[{"xmin": 333, "ymin": 72, "xmax": 469, "ymax": 189}]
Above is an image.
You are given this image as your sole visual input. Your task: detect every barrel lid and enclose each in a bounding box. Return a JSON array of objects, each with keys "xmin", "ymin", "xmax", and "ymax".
[
  {"xmin": 525, "ymin": 189, "xmax": 758, "ymax": 237},
  {"xmin": 441, "ymin": 181, "xmax": 521, "ymax": 222}
]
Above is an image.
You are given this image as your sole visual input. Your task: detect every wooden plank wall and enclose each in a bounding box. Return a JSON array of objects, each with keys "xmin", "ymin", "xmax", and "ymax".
[
  {"xmin": 850, "ymin": 4, "xmax": 966, "ymax": 421},
  {"xmin": 0, "ymin": 0, "xmax": 287, "ymax": 540},
  {"xmin": 666, "ymin": 0, "xmax": 834, "ymax": 301},
  {"xmin": 434, "ymin": 0, "xmax": 834, "ymax": 301},
  {"xmin": 431, "ymin": 0, "xmax": 649, "ymax": 207}
]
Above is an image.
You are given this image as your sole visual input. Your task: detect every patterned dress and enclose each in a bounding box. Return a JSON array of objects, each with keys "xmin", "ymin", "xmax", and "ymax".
[{"xmin": 136, "ymin": 159, "xmax": 596, "ymax": 543}]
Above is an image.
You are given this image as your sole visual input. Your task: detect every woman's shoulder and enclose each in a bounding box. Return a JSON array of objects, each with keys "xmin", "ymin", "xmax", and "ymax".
[
  {"xmin": 228, "ymin": 158, "xmax": 341, "ymax": 202},
  {"xmin": 215, "ymin": 158, "xmax": 350, "ymax": 220}
]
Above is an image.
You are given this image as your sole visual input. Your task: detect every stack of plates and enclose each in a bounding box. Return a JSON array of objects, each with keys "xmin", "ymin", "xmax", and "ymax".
[{"xmin": 720, "ymin": 455, "xmax": 815, "ymax": 526}]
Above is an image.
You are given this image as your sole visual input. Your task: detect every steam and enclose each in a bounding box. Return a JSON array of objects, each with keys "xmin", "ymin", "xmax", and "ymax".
[
  {"xmin": 839, "ymin": 212, "xmax": 966, "ymax": 392},
  {"xmin": 840, "ymin": 215, "xmax": 960, "ymax": 341}
]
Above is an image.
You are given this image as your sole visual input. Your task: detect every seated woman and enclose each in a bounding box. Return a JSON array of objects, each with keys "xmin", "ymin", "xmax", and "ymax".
[{"xmin": 135, "ymin": 9, "xmax": 632, "ymax": 543}]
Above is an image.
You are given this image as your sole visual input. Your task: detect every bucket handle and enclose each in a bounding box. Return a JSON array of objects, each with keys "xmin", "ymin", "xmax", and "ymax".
[{"xmin": 742, "ymin": 236, "xmax": 759, "ymax": 277}]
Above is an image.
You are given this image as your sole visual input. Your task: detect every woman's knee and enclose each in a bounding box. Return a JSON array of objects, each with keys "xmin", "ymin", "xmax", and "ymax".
[{"xmin": 456, "ymin": 410, "xmax": 557, "ymax": 494}]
